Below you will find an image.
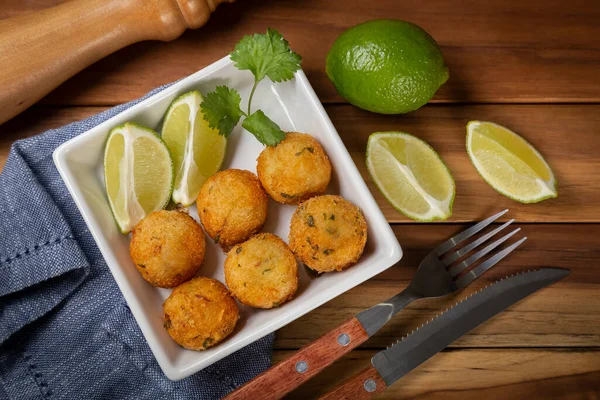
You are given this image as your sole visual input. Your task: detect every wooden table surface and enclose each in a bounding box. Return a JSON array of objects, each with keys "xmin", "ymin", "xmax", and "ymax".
[{"xmin": 2, "ymin": 1, "xmax": 599, "ymax": 398}]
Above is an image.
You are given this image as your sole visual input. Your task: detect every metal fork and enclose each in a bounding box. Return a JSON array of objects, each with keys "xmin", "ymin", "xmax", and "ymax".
[
  {"xmin": 357, "ymin": 208, "xmax": 526, "ymax": 335},
  {"xmin": 225, "ymin": 209, "xmax": 526, "ymax": 400}
]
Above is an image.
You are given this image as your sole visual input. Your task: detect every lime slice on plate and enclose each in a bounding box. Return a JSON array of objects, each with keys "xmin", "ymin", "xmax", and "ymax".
[
  {"xmin": 466, "ymin": 121, "xmax": 557, "ymax": 203},
  {"xmin": 366, "ymin": 132, "xmax": 455, "ymax": 221},
  {"xmin": 104, "ymin": 122, "xmax": 173, "ymax": 233},
  {"xmin": 162, "ymin": 91, "xmax": 227, "ymax": 206}
]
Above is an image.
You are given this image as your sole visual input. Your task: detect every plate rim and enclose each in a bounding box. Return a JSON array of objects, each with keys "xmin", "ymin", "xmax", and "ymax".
[{"xmin": 53, "ymin": 55, "xmax": 403, "ymax": 380}]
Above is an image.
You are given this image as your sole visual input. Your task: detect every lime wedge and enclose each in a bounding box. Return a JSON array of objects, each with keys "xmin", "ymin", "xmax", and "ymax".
[
  {"xmin": 162, "ymin": 91, "xmax": 227, "ymax": 206},
  {"xmin": 104, "ymin": 123, "xmax": 173, "ymax": 233},
  {"xmin": 466, "ymin": 121, "xmax": 557, "ymax": 203},
  {"xmin": 366, "ymin": 132, "xmax": 455, "ymax": 221}
]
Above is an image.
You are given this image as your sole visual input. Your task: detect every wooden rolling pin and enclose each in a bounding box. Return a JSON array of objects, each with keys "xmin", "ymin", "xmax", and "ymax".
[{"xmin": 0, "ymin": 0, "xmax": 234, "ymax": 125}]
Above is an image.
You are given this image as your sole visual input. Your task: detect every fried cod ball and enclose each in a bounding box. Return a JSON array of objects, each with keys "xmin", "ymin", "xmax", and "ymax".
[
  {"xmin": 225, "ymin": 233, "xmax": 298, "ymax": 309},
  {"xmin": 257, "ymin": 132, "xmax": 332, "ymax": 204},
  {"xmin": 163, "ymin": 277, "xmax": 239, "ymax": 351},
  {"xmin": 197, "ymin": 169, "xmax": 268, "ymax": 248},
  {"xmin": 130, "ymin": 210, "xmax": 205, "ymax": 288},
  {"xmin": 289, "ymin": 195, "xmax": 367, "ymax": 273}
]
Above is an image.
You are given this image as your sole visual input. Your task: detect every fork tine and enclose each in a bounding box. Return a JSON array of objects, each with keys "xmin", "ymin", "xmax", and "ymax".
[
  {"xmin": 455, "ymin": 237, "xmax": 527, "ymax": 289},
  {"xmin": 449, "ymin": 227, "xmax": 521, "ymax": 277},
  {"xmin": 434, "ymin": 209, "xmax": 509, "ymax": 255},
  {"xmin": 442, "ymin": 219, "xmax": 514, "ymax": 266}
]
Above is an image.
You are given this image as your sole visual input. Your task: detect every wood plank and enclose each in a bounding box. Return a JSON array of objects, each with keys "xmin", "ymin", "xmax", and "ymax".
[
  {"xmin": 272, "ymin": 349, "xmax": 600, "ymax": 399},
  {"xmin": 1, "ymin": 0, "xmax": 599, "ymax": 106},
  {"xmin": 1, "ymin": 3, "xmax": 598, "ymax": 398},
  {"xmin": 0, "ymin": 106, "xmax": 106, "ymax": 170},
  {"xmin": 274, "ymin": 224, "xmax": 600, "ymax": 349},
  {"xmin": 331, "ymin": 104, "xmax": 600, "ymax": 223},
  {"xmin": 2, "ymin": 105, "xmax": 596, "ymax": 347},
  {"xmin": 2, "ymin": 104, "xmax": 599, "ymax": 223}
]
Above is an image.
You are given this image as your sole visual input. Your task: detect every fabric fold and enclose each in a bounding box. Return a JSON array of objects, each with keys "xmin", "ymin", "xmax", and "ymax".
[
  {"xmin": 0, "ymin": 84, "xmax": 274, "ymax": 399},
  {"xmin": 0, "ymin": 147, "xmax": 90, "ymax": 344}
]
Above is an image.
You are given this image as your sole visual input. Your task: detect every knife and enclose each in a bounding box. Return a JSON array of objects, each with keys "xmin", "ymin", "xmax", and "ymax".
[{"xmin": 320, "ymin": 267, "xmax": 569, "ymax": 399}]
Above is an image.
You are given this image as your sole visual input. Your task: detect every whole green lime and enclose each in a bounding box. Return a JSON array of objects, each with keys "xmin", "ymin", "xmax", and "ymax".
[{"xmin": 326, "ymin": 20, "xmax": 449, "ymax": 114}]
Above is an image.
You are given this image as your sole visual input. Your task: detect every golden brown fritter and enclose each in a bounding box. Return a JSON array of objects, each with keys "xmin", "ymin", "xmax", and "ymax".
[
  {"xmin": 257, "ymin": 132, "xmax": 331, "ymax": 204},
  {"xmin": 197, "ymin": 169, "xmax": 268, "ymax": 248},
  {"xmin": 289, "ymin": 195, "xmax": 367, "ymax": 273},
  {"xmin": 225, "ymin": 233, "xmax": 298, "ymax": 309},
  {"xmin": 163, "ymin": 277, "xmax": 239, "ymax": 351},
  {"xmin": 130, "ymin": 210, "xmax": 205, "ymax": 288}
]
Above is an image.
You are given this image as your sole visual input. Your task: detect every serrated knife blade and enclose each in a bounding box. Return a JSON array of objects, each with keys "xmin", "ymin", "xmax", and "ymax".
[{"xmin": 371, "ymin": 268, "xmax": 569, "ymax": 386}]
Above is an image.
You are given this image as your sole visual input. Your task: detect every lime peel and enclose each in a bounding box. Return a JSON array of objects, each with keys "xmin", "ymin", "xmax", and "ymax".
[
  {"xmin": 366, "ymin": 132, "xmax": 455, "ymax": 221},
  {"xmin": 166, "ymin": 92, "xmax": 201, "ymax": 205},
  {"xmin": 162, "ymin": 91, "xmax": 226, "ymax": 206},
  {"xmin": 466, "ymin": 121, "xmax": 557, "ymax": 203},
  {"xmin": 382, "ymin": 145, "xmax": 448, "ymax": 217},
  {"xmin": 104, "ymin": 122, "xmax": 173, "ymax": 233},
  {"xmin": 326, "ymin": 19, "xmax": 449, "ymax": 115}
]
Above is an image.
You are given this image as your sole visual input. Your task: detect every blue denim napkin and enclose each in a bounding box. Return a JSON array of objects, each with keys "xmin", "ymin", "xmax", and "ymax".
[{"xmin": 0, "ymin": 86, "xmax": 273, "ymax": 400}]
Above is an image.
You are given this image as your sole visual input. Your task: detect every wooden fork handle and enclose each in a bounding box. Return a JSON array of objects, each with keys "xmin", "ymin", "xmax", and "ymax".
[
  {"xmin": 0, "ymin": 0, "xmax": 234, "ymax": 125},
  {"xmin": 225, "ymin": 316, "xmax": 369, "ymax": 400},
  {"xmin": 319, "ymin": 366, "xmax": 388, "ymax": 399}
]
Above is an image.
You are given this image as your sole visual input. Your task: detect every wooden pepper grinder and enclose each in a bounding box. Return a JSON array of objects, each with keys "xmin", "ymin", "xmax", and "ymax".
[{"xmin": 0, "ymin": 0, "xmax": 235, "ymax": 125}]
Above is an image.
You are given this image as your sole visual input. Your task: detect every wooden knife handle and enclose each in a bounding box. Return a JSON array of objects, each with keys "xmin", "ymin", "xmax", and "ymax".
[
  {"xmin": 225, "ymin": 317, "xmax": 369, "ymax": 400},
  {"xmin": 0, "ymin": 0, "xmax": 234, "ymax": 125},
  {"xmin": 319, "ymin": 366, "xmax": 388, "ymax": 400}
]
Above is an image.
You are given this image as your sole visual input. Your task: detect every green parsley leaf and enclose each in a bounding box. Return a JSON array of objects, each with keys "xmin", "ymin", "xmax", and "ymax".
[
  {"xmin": 201, "ymin": 30, "xmax": 300, "ymax": 145},
  {"xmin": 200, "ymin": 85, "xmax": 245, "ymax": 137},
  {"xmin": 241, "ymin": 110, "xmax": 287, "ymax": 146},
  {"xmin": 230, "ymin": 28, "xmax": 302, "ymax": 84}
]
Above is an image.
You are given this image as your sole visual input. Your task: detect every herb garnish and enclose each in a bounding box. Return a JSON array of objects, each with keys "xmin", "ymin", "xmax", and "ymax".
[
  {"xmin": 295, "ymin": 147, "xmax": 314, "ymax": 156},
  {"xmin": 306, "ymin": 237, "xmax": 319, "ymax": 250},
  {"xmin": 201, "ymin": 28, "xmax": 302, "ymax": 146}
]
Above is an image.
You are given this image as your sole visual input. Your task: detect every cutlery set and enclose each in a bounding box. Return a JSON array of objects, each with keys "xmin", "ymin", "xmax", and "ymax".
[{"xmin": 227, "ymin": 210, "xmax": 569, "ymax": 399}]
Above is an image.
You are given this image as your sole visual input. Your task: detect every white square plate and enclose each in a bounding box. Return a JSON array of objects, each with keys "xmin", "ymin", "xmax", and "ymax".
[{"xmin": 53, "ymin": 55, "xmax": 402, "ymax": 380}]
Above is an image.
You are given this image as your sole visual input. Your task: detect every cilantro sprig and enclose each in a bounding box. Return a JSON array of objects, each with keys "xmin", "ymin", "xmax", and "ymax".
[{"xmin": 200, "ymin": 28, "xmax": 302, "ymax": 146}]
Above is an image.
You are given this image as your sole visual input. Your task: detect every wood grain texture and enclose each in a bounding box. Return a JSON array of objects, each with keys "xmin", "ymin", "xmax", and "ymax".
[
  {"xmin": 320, "ymin": 366, "xmax": 386, "ymax": 400},
  {"xmin": 1, "ymin": 1, "xmax": 599, "ymax": 397},
  {"xmin": 274, "ymin": 224, "xmax": 600, "ymax": 349},
  {"xmin": 3, "ymin": 104, "xmax": 599, "ymax": 222},
  {"xmin": 273, "ymin": 349, "xmax": 600, "ymax": 399},
  {"xmin": 332, "ymin": 104, "xmax": 600, "ymax": 223},
  {"xmin": 0, "ymin": 0, "xmax": 234, "ymax": 124},
  {"xmin": 0, "ymin": 106, "xmax": 106, "ymax": 170},
  {"xmin": 1, "ymin": 0, "xmax": 599, "ymax": 106},
  {"xmin": 226, "ymin": 317, "xmax": 369, "ymax": 400}
]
